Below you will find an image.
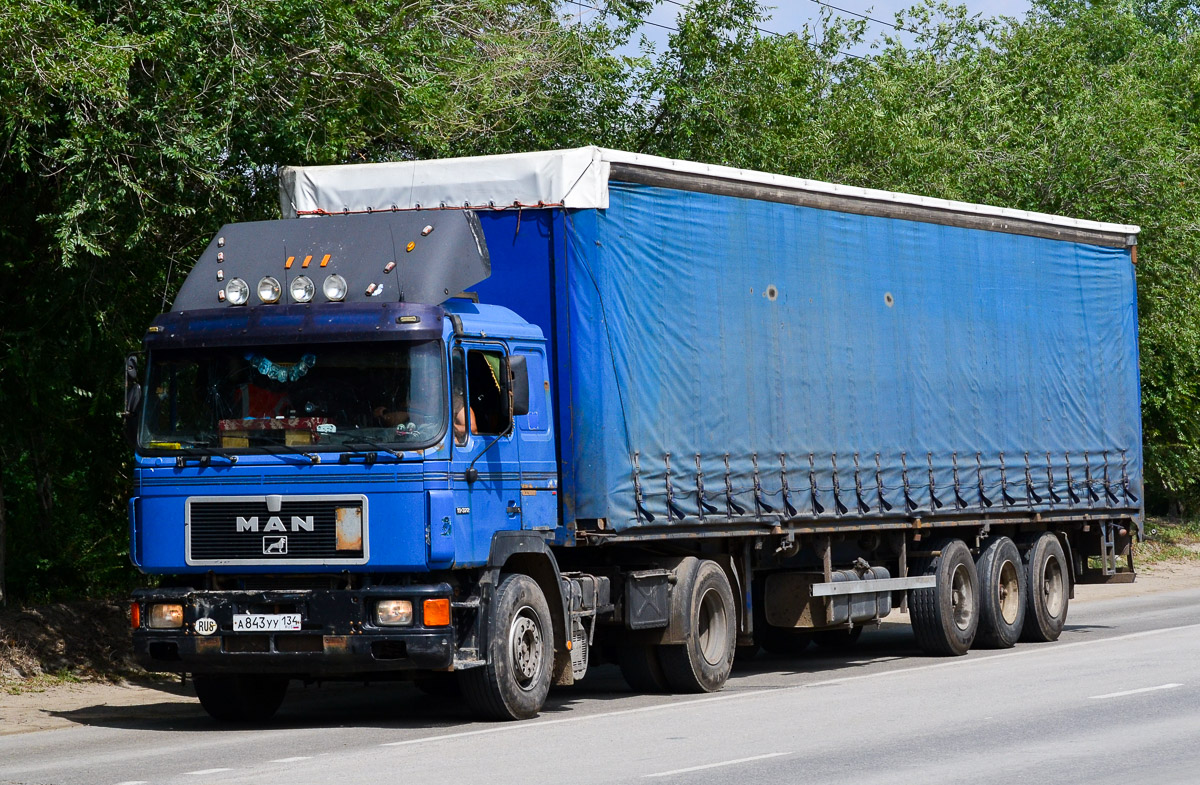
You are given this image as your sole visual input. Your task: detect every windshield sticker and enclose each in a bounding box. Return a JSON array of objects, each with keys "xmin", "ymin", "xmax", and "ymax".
[{"xmin": 316, "ymin": 423, "xmax": 337, "ymax": 434}]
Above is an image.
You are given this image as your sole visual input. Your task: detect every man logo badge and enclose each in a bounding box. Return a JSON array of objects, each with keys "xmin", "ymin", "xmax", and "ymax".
[{"xmin": 263, "ymin": 536, "xmax": 288, "ymax": 555}]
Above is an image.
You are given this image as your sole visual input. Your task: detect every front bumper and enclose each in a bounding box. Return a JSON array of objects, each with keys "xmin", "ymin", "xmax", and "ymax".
[{"xmin": 132, "ymin": 584, "xmax": 455, "ymax": 676}]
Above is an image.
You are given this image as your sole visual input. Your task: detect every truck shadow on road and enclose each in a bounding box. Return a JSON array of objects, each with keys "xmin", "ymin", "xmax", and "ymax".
[{"xmin": 45, "ymin": 621, "xmax": 1103, "ymax": 732}]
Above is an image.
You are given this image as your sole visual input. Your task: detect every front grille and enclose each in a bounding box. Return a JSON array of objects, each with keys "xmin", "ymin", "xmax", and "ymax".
[{"xmin": 188, "ymin": 496, "xmax": 365, "ymax": 563}]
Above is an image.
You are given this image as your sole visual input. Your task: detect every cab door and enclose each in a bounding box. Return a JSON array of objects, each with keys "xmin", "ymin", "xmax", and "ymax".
[{"xmin": 448, "ymin": 342, "xmax": 523, "ymax": 565}]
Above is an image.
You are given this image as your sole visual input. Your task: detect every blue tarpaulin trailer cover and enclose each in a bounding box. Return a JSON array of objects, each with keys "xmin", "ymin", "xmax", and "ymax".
[
  {"xmin": 279, "ymin": 148, "xmax": 1142, "ymax": 535},
  {"xmin": 562, "ymin": 182, "xmax": 1140, "ymax": 531}
]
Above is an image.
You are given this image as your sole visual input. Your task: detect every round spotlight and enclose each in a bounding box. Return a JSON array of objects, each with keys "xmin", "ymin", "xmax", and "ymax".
[
  {"xmin": 257, "ymin": 276, "xmax": 282, "ymax": 304},
  {"xmin": 290, "ymin": 275, "xmax": 315, "ymax": 303},
  {"xmin": 224, "ymin": 278, "xmax": 250, "ymax": 306},
  {"xmin": 323, "ymin": 274, "xmax": 348, "ymax": 302}
]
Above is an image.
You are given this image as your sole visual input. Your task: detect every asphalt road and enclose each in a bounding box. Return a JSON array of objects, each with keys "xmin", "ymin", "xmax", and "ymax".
[{"xmin": 3, "ymin": 588, "xmax": 1199, "ymax": 785}]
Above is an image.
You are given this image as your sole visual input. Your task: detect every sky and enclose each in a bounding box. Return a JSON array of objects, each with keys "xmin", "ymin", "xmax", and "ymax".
[{"xmin": 581, "ymin": 0, "xmax": 1035, "ymax": 56}]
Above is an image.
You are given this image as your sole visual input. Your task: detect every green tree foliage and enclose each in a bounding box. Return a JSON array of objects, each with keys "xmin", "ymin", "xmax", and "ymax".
[
  {"xmin": 632, "ymin": 0, "xmax": 1200, "ymax": 512},
  {"xmin": 0, "ymin": 0, "xmax": 590, "ymax": 600},
  {"xmin": 1, "ymin": 0, "xmax": 1198, "ymax": 600}
]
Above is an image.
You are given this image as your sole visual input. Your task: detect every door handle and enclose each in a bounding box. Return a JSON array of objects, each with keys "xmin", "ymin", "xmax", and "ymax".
[{"xmin": 506, "ymin": 502, "xmax": 522, "ymax": 517}]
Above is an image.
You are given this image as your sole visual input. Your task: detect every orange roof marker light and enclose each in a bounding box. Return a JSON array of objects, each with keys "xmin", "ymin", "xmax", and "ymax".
[
  {"xmin": 320, "ymin": 254, "xmax": 331, "ymax": 268},
  {"xmin": 285, "ymin": 255, "xmax": 295, "ymax": 269},
  {"xmin": 301, "ymin": 254, "xmax": 313, "ymax": 268}
]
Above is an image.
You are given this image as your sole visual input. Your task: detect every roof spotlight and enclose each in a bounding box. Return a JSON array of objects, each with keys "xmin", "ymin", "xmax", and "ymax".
[
  {"xmin": 290, "ymin": 275, "xmax": 315, "ymax": 303},
  {"xmin": 323, "ymin": 274, "xmax": 348, "ymax": 302}
]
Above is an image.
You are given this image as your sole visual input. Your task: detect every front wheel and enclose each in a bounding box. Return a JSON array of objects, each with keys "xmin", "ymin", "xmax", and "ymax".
[
  {"xmin": 192, "ymin": 673, "xmax": 289, "ymax": 723},
  {"xmin": 461, "ymin": 573, "xmax": 554, "ymax": 720}
]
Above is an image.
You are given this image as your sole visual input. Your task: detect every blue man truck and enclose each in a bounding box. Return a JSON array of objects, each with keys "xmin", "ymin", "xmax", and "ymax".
[{"xmin": 126, "ymin": 148, "xmax": 1142, "ymax": 721}]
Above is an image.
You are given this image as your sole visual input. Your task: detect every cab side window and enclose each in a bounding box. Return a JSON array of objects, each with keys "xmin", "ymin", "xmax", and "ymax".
[{"xmin": 466, "ymin": 349, "xmax": 510, "ymax": 435}]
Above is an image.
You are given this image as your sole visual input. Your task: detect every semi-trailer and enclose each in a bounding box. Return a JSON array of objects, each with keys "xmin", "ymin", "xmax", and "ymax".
[{"xmin": 126, "ymin": 147, "xmax": 1142, "ymax": 721}]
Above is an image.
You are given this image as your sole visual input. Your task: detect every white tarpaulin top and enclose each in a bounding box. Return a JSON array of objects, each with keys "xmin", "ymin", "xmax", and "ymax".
[{"xmin": 278, "ymin": 146, "xmax": 1140, "ymax": 240}]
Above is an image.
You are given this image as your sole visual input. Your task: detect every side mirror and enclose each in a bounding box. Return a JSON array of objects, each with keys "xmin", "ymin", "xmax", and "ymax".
[
  {"xmin": 123, "ymin": 353, "xmax": 143, "ymax": 448},
  {"xmin": 505, "ymin": 354, "xmax": 529, "ymax": 417}
]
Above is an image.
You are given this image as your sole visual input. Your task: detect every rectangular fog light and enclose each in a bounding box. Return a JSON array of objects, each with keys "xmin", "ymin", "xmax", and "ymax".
[
  {"xmin": 148, "ymin": 603, "xmax": 184, "ymax": 629},
  {"xmin": 376, "ymin": 600, "xmax": 413, "ymax": 626}
]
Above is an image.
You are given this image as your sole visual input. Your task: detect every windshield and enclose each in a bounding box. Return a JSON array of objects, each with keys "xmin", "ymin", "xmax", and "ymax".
[{"xmin": 139, "ymin": 340, "xmax": 446, "ymax": 453}]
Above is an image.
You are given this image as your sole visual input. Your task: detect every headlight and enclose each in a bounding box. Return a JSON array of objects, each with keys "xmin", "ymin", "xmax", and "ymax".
[
  {"xmin": 376, "ymin": 600, "xmax": 413, "ymax": 626},
  {"xmin": 148, "ymin": 603, "xmax": 184, "ymax": 629},
  {"xmin": 257, "ymin": 276, "xmax": 282, "ymax": 304},
  {"xmin": 290, "ymin": 275, "xmax": 315, "ymax": 303},
  {"xmin": 224, "ymin": 278, "xmax": 250, "ymax": 306},
  {"xmin": 323, "ymin": 274, "xmax": 348, "ymax": 302}
]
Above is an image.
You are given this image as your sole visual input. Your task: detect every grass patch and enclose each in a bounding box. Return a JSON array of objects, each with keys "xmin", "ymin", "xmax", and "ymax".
[
  {"xmin": 1137, "ymin": 516, "xmax": 1200, "ymax": 565},
  {"xmin": 2, "ymin": 668, "xmax": 83, "ymax": 695}
]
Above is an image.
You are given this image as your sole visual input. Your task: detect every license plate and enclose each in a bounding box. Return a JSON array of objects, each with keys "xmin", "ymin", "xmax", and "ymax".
[{"xmin": 232, "ymin": 613, "xmax": 302, "ymax": 632}]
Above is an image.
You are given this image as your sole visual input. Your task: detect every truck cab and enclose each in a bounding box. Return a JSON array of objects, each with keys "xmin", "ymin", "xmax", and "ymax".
[{"xmin": 128, "ymin": 211, "xmax": 584, "ymax": 721}]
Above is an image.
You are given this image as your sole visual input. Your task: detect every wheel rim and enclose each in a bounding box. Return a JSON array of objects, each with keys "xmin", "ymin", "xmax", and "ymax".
[
  {"xmin": 950, "ymin": 562, "xmax": 975, "ymax": 631},
  {"xmin": 508, "ymin": 604, "xmax": 545, "ymax": 691},
  {"xmin": 696, "ymin": 586, "xmax": 729, "ymax": 666},
  {"xmin": 1041, "ymin": 553, "xmax": 1065, "ymax": 619},
  {"xmin": 997, "ymin": 559, "xmax": 1020, "ymax": 625}
]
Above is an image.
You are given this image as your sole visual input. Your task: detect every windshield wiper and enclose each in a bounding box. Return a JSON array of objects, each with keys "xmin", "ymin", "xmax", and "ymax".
[
  {"xmin": 172, "ymin": 446, "xmax": 238, "ymax": 468},
  {"xmin": 257, "ymin": 441, "xmax": 322, "ymax": 465},
  {"xmin": 341, "ymin": 440, "xmax": 404, "ymax": 462}
]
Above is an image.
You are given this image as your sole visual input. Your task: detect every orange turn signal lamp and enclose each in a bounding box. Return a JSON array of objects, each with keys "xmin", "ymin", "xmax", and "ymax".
[
  {"xmin": 130, "ymin": 602, "xmax": 141, "ymax": 629},
  {"xmin": 423, "ymin": 598, "xmax": 451, "ymax": 627}
]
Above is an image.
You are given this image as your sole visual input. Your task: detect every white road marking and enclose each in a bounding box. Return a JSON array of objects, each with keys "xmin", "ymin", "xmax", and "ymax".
[
  {"xmin": 186, "ymin": 768, "xmax": 233, "ymax": 775},
  {"xmin": 114, "ymin": 781, "xmax": 149, "ymax": 784},
  {"xmin": 269, "ymin": 756, "xmax": 313, "ymax": 763},
  {"xmin": 378, "ymin": 621, "xmax": 1200, "ymax": 749},
  {"xmin": 1089, "ymin": 683, "xmax": 1182, "ymax": 700},
  {"xmin": 643, "ymin": 752, "xmax": 789, "ymax": 778}
]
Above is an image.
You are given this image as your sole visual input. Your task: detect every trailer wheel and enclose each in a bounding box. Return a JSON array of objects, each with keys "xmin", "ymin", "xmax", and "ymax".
[
  {"xmin": 812, "ymin": 625, "xmax": 864, "ymax": 652},
  {"xmin": 1020, "ymin": 533, "xmax": 1068, "ymax": 642},
  {"xmin": 975, "ymin": 537, "xmax": 1025, "ymax": 648},
  {"xmin": 658, "ymin": 559, "xmax": 736, "ymax": 692},
  {"xmin": 909, "ymin": 539, "xmax": 979, "ymax": 656},
  {"xmin": 461, "ymin": 573, "xmax": 553, "ymax": 720},
  {"xmin": 618, "ymin": 638, "xmax": 670, "ymax": 693},
  {"xmin": 192, "ymin": 673, "xmax": 289, "ymax": 723}
]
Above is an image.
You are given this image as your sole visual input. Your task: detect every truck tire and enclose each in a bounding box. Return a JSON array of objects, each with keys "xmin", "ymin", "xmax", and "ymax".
[
  {"xmin": 909, "ymin": 539, "xmax": 979, "ymax": 656},
  {"xmin": 192, "ymin": 673, "xmax": 289, "ymax": 723},
  {"xmin": 658, "ymin": 559, "xmax": 736, "ymax": 693},
  {"xmin": 812, "ymin": 625, "xmax": 864, "ymax": 652},
  {"xmin": 618, "ymin": 637, "xmax": 670, "ymax": 693},
  {"xmin": 1020, "ymin": 533, "xmax": 1068, "ymax": 642},
  {"xmin": 461, "ymin": 573, "xmax": 553, "ymax": 720},
  {"xmin": 975, "ymin": 537, "xmax": 1025, "ymax": 648}
]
